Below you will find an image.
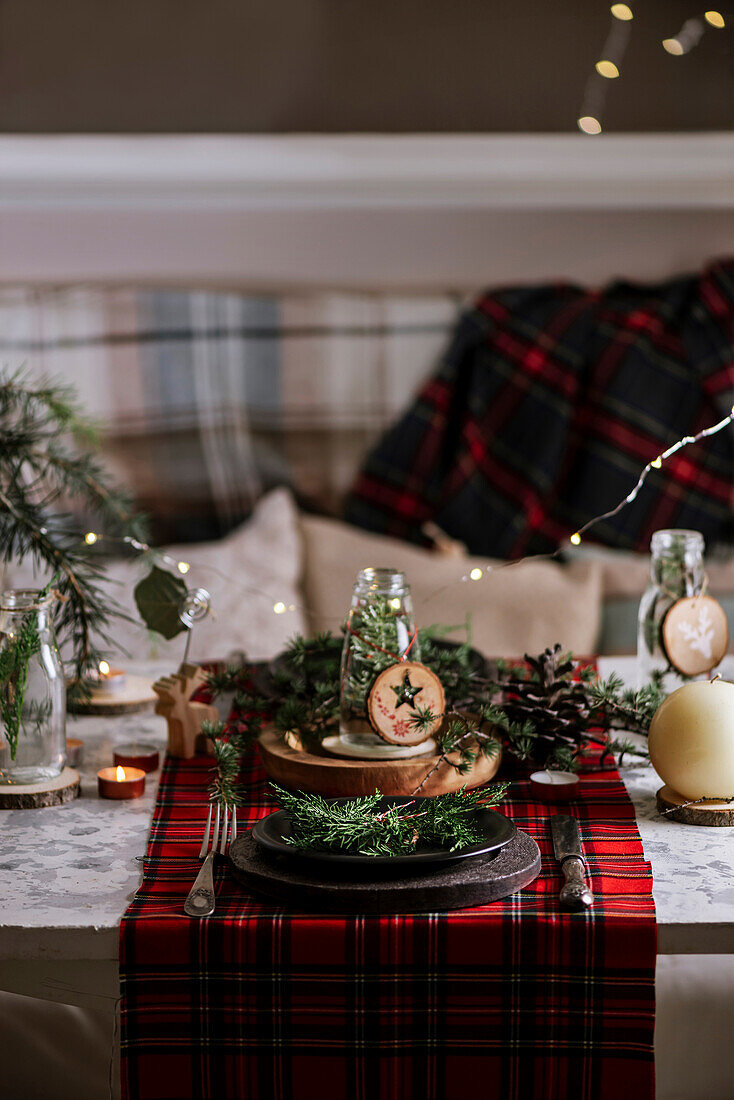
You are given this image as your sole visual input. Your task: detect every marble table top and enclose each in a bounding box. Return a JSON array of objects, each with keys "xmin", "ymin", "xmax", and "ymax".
[{"xmin": 1, "ymin": 657, "xmax": 733, "ymax": 962}]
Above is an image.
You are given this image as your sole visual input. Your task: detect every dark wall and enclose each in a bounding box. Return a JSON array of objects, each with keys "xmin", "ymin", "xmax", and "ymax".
[{"xmin": 0, "ymin": 0, "xmax": 731, "ymax": 132}]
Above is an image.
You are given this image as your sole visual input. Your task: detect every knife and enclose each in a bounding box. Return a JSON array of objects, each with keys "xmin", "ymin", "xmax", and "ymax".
[{"xmin": 551, "ymin": 815, "xmax": 593, "ymax": 910}]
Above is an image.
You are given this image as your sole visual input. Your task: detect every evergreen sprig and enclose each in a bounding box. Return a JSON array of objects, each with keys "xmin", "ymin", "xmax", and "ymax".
[
  {"xmin": 270, "ymin": 782, "xmax": 511, "ymax": 857},
  {"xmin": 0, "ymin": 368, "xmax": 146, "ymax": 687},
  {"xmin": 204, "ymin": 719, "xmax": 249, "ymax": 808},
  {"xmin": 0, "ymin": 609, "xmax": 40, "ymax": 759}
]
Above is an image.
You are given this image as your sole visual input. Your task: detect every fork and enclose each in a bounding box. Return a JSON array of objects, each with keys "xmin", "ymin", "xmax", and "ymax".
[{"xmin": 184, "ymin": 802, "xmax": 237, "ymax": 917}]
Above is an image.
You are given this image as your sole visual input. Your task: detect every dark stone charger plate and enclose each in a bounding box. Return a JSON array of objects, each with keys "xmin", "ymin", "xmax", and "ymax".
[{"xmin": 229, "ymin": 829, "xmax": 541, "ymax": 913}]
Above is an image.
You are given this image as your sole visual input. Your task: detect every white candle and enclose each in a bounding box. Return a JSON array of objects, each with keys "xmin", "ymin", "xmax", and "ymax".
[{"xmin": 648, "ymin": 679, "xmax": 734, "ymax": 800}]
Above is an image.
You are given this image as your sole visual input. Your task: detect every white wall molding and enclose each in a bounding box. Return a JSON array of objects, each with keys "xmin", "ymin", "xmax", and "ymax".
[
  {"xmin": 1, "ymin": 134, "xmax": 733, "ymax": 211},
  {"xmin": 1, "ymin": 134, "xmax": 732, "ymax": 288}
]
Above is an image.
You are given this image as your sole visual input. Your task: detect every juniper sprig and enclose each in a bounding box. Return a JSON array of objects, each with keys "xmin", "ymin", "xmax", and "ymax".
[{"xmin": 269, "ymin": 782, "xmax": 511, "ymax": 857}]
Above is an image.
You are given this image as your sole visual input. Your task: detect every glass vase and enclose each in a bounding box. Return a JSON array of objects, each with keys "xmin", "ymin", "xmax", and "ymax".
[
  {"xmin": 339, "ymin": 567, "xmax": 421, "ymax": 757},
  {"xmin": 637, "ymin": 529, "xmax": 706, "ymax": 692},
  {"xmin": 0, "ymin": 589, "xmax": 66, "ymax": 784}
]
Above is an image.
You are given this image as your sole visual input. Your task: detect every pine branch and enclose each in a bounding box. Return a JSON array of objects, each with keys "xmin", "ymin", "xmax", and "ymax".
[
  {"xmin": 269, "ymin": 782, "xmax": 511, "ymax": 857},
  {"xmin": 0, "ymin": 368, "xmax": 146, "ymax": 687}
]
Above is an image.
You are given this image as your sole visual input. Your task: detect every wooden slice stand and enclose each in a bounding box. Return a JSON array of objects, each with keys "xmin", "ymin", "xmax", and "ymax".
[
  {"xmin": 0, "ymin": 766, "xmax": 81, "ymax": 809},
  {"xmin": 657, "ymin": 785, "xmax": 734, "ymax": 826},
  {"xmin": 67, "ymin": 674, "xmax": 157, "ymax": 716},
  {"xmin": 230, "ymin": 829, "xmax": 540, "ymax": 913},
  {"xmin": 257, "ymin": 727, "xmax": 501, "ymax": 797}
]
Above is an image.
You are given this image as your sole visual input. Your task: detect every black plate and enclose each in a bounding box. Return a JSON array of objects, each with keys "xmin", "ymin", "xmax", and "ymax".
[{"xmin": 251, "ymin": 796, "xmax": 516, "ymax": 869}]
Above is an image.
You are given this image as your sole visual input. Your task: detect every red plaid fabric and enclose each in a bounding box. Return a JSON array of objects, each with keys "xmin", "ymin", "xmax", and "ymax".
[
  {"xmin": 120, "ymin": 749, "xmax": 655, "ymax": 1099},
  {"xmin": 345, "ymin": 259, "xmax": 734, "ymax": 556}
]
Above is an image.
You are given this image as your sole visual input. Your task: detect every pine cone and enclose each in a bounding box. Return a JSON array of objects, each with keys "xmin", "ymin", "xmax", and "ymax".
[{"xmin": 500, "ymin": 644, "xmax": 592, "ymax": 767}]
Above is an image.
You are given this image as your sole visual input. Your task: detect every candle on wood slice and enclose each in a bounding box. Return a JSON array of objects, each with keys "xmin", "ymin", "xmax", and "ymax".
[
  {"xmin": 98, "ymin": 765, "xmax": 145, "ymax": 800},
  {"xmin": 529, "ymin": 770, "xmax": 580, "ymax": 803},
  {"xmin": 649, "ymin": 678, "xmax": 734, "ymax": 801},
  {"xmin": 91, "ymin": 661, "xmax": 127, "ymax": 694},
  {"xmin": 113, "ymin": 742, "xmax": 160, "ymax": 773}
]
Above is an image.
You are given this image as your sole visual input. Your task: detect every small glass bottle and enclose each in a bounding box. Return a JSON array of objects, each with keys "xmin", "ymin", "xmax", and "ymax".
[
  {"xmin": 637, "ymin": 529, "xmax": 706, "ymax": 691},
  {"xmin": 339, "ymin": 568, "xmax": 420, "ymax": 756},
  {"xmin": 0, "ymin": 589, "xmax": 66, "ymax": 784}
]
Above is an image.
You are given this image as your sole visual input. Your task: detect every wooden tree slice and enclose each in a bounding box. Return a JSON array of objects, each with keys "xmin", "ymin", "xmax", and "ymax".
[
  {"xmin": 0, "ymin": 766, "xmax": 80, "ymax": 809},
  {"xmin": 368, "ymin": 661, "xmax": 445, "ymax": 745},
  {"xmin": 229, "ymin": 829, "xmax": 540, "ymax": 912},
  {"xmin": 257, "ymin": 727, "xmax": 501, "ymax": 798},
  {"xmin": 67, "ymin": 674, "xmax": 157, "ymax": 716},
  {"xmin": 656, "ymin": 784, "xmax": 734, "ymax": 826},
  {"xmin": 662, "ymin": 595, "xmax": 729, "ymax": 676}
]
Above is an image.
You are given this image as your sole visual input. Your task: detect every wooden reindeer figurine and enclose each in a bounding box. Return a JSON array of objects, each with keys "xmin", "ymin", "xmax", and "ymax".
[{"xmin": 152, "ymin": 663, "xmax": 219, "ymax": 758}]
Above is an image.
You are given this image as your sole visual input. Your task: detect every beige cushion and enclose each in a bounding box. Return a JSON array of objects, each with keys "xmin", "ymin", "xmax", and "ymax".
[
  {"xmin": 300, "ymin": 515, "xmax": 603, "ymax": 657},
  {"xmin": 7, "ymin": 487, "xmax": 306, "ymax": 663}
]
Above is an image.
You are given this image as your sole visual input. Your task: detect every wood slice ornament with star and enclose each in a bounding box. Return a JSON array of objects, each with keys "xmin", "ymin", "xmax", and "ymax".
[
  {"xmin": 662, "ymin": 595, "xmax": 729, "ymax": 676},
  {"xmin": 367, "ymin": 661, "xmax": 445, "ymax": 746}
]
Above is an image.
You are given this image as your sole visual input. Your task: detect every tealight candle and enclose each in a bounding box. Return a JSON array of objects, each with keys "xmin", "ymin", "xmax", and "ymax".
[
  {"xmin": 113, "ymin": 742, "xmax": 160, "ymax": 773},
  {"xmin": 91, "ymin": 661, "xmax": 127, "ymax": 694},
  {"xmin": 65, "ymin": 738, "xmax": 84, "ymax": 768},
  {"xmin": 98, "ymin": 764, "xmax": 145, "ymax": 800},
  {"xmin": 529, "ymin": 769, "xmax": 580, "ymax": 803}
]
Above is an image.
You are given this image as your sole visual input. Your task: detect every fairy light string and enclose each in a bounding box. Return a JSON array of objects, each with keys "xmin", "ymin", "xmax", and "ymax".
[
  {"xmin": 78, "ymin": 404, "xmax": 734, "ymax": 624},
  {"xmin": 578, "ymin": 6, "xmax": 727, "ymax": 135}
]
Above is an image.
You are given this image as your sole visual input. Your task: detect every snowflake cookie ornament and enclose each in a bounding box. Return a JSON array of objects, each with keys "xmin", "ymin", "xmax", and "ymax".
[
  {"xmin": 367, "ymin": 661, "xmax": 446, "ymax": 746},
  {"xmin": 662, "ymin": 595, "xmax": 729, "ymax": 676}
]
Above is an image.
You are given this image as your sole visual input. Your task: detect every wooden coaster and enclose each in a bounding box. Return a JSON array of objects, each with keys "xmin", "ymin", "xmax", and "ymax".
[
  {"xmin": 229, "ymin": 828, "xmax": 540, "ymax": 912},
  {"xmin": 67, "ymin": 674, "xmax": 157, "ymax": 716},
  {"xmin": 656, "ymin": 784, "xmax": 734, "ymax": 826},
  {"xmin": 662, "ymin": 596, "xmax": 729, "ymax": 676},
  {"xmin": 257, "ymin": 727, "xmax": 501, "ymax": 797},
  {"xmin": 368, "ymin": 661, "xmax": 445, "ymax": 745},
  {"xmin": 0, "ymin": 766, "xmax": 81, "ymax": 809}
]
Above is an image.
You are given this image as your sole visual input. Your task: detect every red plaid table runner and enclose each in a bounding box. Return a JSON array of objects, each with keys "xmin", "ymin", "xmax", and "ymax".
[{"xmin": 120, "ymin": 746, "xmax": 655, "ymax": 1100}]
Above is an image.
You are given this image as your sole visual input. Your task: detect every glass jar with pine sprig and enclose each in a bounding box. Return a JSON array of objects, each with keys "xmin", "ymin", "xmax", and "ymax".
[
  {"xmin": 339, "ymin": 568, "xmax": 421, "ymax": 756},
  {"xmin": 0, "ymin": 589, "xmax": 66, "ymax": 783},
  {"xmin": 637, "ymin": 529, "xmax": 707, "ymax": 692}
]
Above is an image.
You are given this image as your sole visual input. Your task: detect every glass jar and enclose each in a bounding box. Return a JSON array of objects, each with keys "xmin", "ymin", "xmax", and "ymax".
[
  {"xmin": 637, "ymin": 529, "xmax": 706, "ymax": 691},
  {"xmin": 0, "ymin": 590, "xmax": 66, "ymax": 784},
  {"xmin": 339, "ymin": 568, "xmax": 420, "ymax": 755}
]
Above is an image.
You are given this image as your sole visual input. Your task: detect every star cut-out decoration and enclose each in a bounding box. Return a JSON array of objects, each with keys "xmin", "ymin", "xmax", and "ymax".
[{"xmin": 391, "ymin": 669, "xmax": 424, "ymax": 710}]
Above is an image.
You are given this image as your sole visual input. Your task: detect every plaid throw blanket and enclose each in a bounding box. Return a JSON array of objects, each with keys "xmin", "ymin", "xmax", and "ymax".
[
  {"xmin": 120, "ymin": 750, "xmax": 655, "ymax": 1098},
  {"xmin": 346, "ymin": 260, "xmax": 734, "ymax": 557},
  {"xmin": 0, "ymin": 287, "xmax": 457, "ymax": 540}
]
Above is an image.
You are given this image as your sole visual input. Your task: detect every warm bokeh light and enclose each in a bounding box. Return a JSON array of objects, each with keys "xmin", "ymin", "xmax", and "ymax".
[
  {"xmin": 595, "ymin": 60, "xmax": 620, "ymax": 78},
  {"xmin": 570, "ymin": 533, "xmax": 582, "ymax": 546},
  {"xmin": 116, "ymin": 765, "xmax": 126, "ymax": 782},
  {"xmin": 177, "ymin": 561, "xmax": 190, "ymax": 574},
  {"xmin": 273, "ymin": 601, "xmax": 286, "ymax": 614},
  {"xmin": 662, "ymin": 38, "xmax": 685, "ymax": 55},
  {"xmin": 610, "ymin": 3, "xmax": 633, "ymax": 20},
  {"xmin": 470, "ymin": 568, "xmax": 483, "ymax": 580},
  {"xmin": 389, "ymin": 597, "xmax": 402, "ymax": 609},
  {"xmin": 99, "ymin": 660, "xmax": 110, "ymax": 675},
  {"xmin": 705, "ymin": 11, "xmax": 725, "ymax": 28},
  {"xmin": 651, "ymin": 457, "xmax": 663, "ymax": 469},
  {"xmin": 84, "ymin": 531, "xmax": 98, "ymax": 544},
  {"xmin": 577, "ymin": 116, "xmax": 602, "ymax": 134}
]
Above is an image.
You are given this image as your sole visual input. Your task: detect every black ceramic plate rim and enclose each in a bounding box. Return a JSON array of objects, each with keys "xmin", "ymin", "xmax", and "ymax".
[{"xmin": 252, "ymin": 796, "xmax": 516, "ymax": 868}]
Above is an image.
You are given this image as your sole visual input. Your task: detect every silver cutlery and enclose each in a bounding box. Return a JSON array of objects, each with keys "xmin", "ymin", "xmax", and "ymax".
[
  {"xmin": 184, "ymin": 802, "xmax": 237, "ymax": 917},
  {"xmin": 550, "ymin": 814, "xmax": 593, "ymax": 910}
]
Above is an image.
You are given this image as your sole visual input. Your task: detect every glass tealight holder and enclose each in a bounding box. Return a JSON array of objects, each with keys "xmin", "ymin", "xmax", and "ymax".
[{"xmin": 339, "ymin": 568, "xmax": 421, "ymax": 758}]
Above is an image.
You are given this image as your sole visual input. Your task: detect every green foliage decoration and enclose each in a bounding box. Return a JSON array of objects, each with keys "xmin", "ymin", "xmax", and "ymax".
[{"xmin": 269, "ymin": 782, "xmax": 512, "ymax": 857}]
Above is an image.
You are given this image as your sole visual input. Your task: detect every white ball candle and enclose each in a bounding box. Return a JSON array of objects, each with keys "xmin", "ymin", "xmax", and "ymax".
[{"xmin": 648, "ymin": 679, "xmax": 734, "ymax": 801}]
